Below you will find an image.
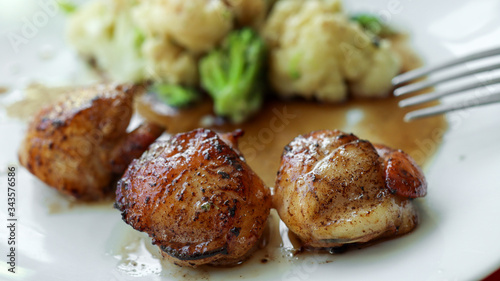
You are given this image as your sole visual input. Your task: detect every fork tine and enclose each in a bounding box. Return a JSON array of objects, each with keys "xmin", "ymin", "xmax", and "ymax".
[
  {"xmin": 392, "ymin": 46, "xmax": 500, "ymax": 86},
  {"xmin": 399, "ymin": 76, "xmax": 500, "ymax": 107},
  {"xmin": 404, "ymin": 89, "xmax": 500, "ymax": 121},
  {"xmin": 394, "ymin": 61, "xmax": 500, "ymax": 96}
]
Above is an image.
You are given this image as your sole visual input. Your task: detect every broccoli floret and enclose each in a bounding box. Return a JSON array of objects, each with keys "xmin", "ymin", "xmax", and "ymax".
[
  {"xmin": 351, "ymin": 14, "xmax": 395, "ymax": 37},
  {"xmin": 151, "ymin": 83, "xmax": 200, "ymax": 108},
  {"xmin": 199, "ymin": 28, "xmax": 266, "ymax": 123},
  {"xmin": 58, "ymin": 0, "xmax": 78, "ymax": 14}
]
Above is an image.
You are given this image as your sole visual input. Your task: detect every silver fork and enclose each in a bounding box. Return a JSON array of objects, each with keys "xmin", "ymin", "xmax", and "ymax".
[{"xmin": 392, "ymin": 46, "xmax": 500, "ymax": 121}]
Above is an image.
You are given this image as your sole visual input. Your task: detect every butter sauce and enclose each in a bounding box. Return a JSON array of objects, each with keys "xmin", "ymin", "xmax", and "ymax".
[{"xmin": 137, "ymin": 95, "xmax": 447, "ymax": 187}]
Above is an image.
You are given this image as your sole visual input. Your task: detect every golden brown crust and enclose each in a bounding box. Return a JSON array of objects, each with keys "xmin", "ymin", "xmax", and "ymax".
[
  {"xmin": 274, "ymin": 130, "xmax": 422, "ymax": 248},
  {"xmin": 115, "ymin": 128, "xmax": 271, "ymax": 267},
  {"xmin": 18, "ymin": 84, "xmax": 164, "ymax": 201}
]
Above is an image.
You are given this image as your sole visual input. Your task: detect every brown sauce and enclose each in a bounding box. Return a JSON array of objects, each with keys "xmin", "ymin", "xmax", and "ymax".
[
  {"xmin": 0, "ymin": 86, "xmax": 8, "ymax": 95},
  {"xmin": 137, "ymin": 94, "xmax": 447, "ymax": 187},
  {"xmin": 47, "ymin": 198, "xmax": 115, "ymax": 214},
  {"xmin": 5, "ymin": 83, "xmax": 72, "ymax": 120}
]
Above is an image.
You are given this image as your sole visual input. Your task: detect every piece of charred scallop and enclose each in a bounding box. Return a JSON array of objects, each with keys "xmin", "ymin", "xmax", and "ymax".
[
  {"xmin": 115, "ymin": 128, "xmax": 272, "ymax": 267},
  {"xmin": 18, "ymin": 84, "xmax": 164, "ymax": 201},
  {"xmin": 274, "ymin": 130, "xmax": 427, "ymax": 249}
]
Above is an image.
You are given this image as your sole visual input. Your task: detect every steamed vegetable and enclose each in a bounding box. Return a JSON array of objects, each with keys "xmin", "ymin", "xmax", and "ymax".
[
  {"xmin": 263, "ymin": 0, "xmax": 401, "ymax": 101},
  {"xmin": 66, "ymin": 0, "xmax": 406, "ymax": 124},
  {"xmin": 58, "ymin": 1, "xmax": 77, "ymax": 14},
  {"xmin": 151, "ymin": 83, "xmax": 200, "ymax": 108},
  {"xmin": 351, "ymin": 14, "xmax": 396, "ymax": 37},
  {"xmin": 199, "ymin": 28, "xmax": 266, "ymax": 123},
  {"xmin": 133, "ymin": 0, "xmax": 233, "ymax": 54}
]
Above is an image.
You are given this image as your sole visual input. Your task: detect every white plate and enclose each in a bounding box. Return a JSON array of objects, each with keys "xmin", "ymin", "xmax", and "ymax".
[{"xmin": 1, "ymin": 0, "xmax": 500, "ymax": 280}]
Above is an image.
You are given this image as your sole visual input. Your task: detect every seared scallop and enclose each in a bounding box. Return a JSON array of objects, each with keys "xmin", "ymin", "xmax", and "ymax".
[
  {"xmin": 18, "ymin": 84, "xmax": 164, "ymax": 201},
  {"xmin": 115, "ymin": 128, "xmax": 272, "ymax": 267},
  {"xmin": 274, "ymin": 130, "xmax": 426, "ymax": 248}
]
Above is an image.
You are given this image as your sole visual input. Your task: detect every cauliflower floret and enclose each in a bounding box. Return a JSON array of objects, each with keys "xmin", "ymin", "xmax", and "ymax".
[
  {"xmin": 67, "ymin": 0, "xmax": 269, "ymax": 86},
  {"xmin": 263, "ymin": 0, "xmax": 401, "ymax": 101},
  {"xmin": 350, "ymin": 40, "xmax": 400, "ymax": 97},
  {"xmin": 67, "ymin": 0, "xmax": 213, "ymax": 85},
  {"xmin": 132, "ymin": 0, "xmax": 233, "ymax": 54},
  {"xmin": 264, "ymin": 0, "xmax": 341, "ymax": 43},
  {"xmin": 67, "ymin": 0, "xmax": 147, "ymax": 82},
  {"xmin": 141, "ymin": 36, "xmax": 198, "ymax": 85}
]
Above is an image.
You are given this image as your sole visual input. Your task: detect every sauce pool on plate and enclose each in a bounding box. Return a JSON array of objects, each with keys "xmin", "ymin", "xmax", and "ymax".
[{"xmin": 137, "ymin": 94, "xmax": 447, "ymax": 187}]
